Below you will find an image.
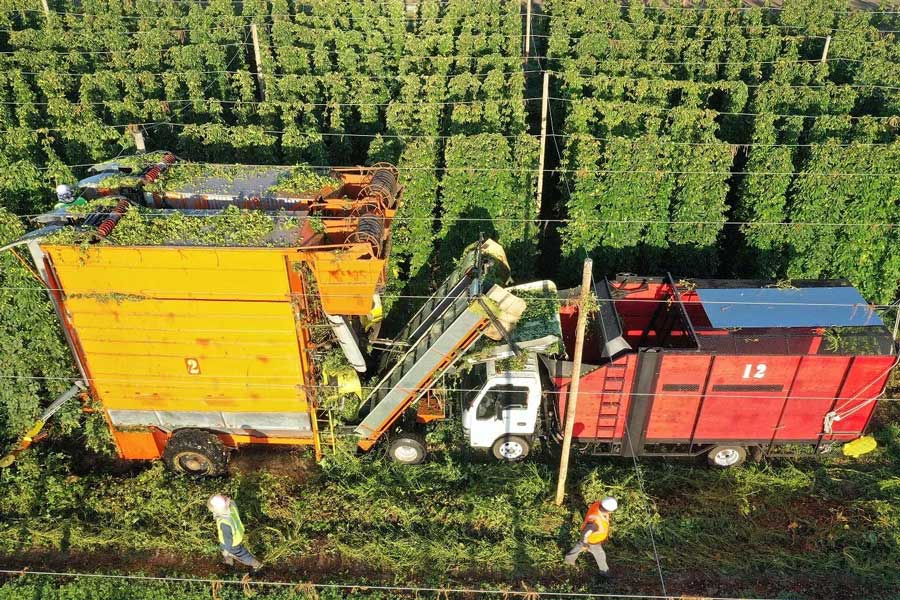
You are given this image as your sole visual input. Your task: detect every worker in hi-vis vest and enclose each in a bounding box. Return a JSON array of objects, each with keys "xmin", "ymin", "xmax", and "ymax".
[
  {"xmin": 564, "ymin": 497, "xmax": 618, "ymax": 577},
  {"xmin": 207, "ymin": 494, "xmax": 263, "ymax": 570}
]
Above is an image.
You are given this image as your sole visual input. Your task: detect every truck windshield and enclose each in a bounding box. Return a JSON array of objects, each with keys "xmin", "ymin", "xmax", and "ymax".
[{"xmin": 460, "ymin": 363, "xmax": 487, "ymax": 409}]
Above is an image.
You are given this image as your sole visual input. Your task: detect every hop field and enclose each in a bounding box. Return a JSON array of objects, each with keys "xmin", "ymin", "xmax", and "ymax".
[{"xmin": 0, "ymin": 0, "xmax": 899, "ymax": 598}]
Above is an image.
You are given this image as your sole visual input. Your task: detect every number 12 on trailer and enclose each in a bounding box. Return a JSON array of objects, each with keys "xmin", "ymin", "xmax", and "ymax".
[{"xmin": 742, "ymin": 363, "xmax": 767, "ymax": 379}]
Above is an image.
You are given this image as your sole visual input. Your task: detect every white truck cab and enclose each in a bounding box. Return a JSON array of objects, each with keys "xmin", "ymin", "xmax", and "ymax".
[{"xmin": 461, "ymin": 356, "xmax": 543, "ymax": 461}]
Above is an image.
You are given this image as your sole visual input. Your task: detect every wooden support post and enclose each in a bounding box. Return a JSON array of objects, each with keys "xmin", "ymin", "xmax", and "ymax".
[
  {"xmin": 250, "ymin": 23, "xmax": 266, "ymax": 101},
  {"xmin": 555, "ymin": 258, "xmax": 593, "ymax": 506},
  {"xmin": 128, "ymin": 124, "xmax": 145, "ymax": 153},
  {"xmin": 821, "ymin": 35, "xmax": 832, "ymax": 63},
  {"xmin": 535, "ymin": 71, "xmax": 550, "ymax": 215},
  {"xmin": 524, "ymin": 0, "xmax": 532, "ymax": 58}
]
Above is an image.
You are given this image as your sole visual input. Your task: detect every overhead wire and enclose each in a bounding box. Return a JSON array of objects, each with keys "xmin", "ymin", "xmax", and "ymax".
[
  {"xmin": 10, "ymin": 208, "xmax": 900, "ymax": 229},
  {"xmin": 0, "ymin": 282, "xmax": 895, "ymax": 307},
  {"xmin": 5, "ymin": 153, "xmax": 897, "ymax": 177},
  {"xmin": 4, "ymin": 68, "xmax": 540, "ymax": 80},
  {"xmin": 3, "ymin": 369, "xmax": 900, "ymax": 408},
  {"xmin": 0, "ymin": 568, "xmax": 783, "ymax": 600}
]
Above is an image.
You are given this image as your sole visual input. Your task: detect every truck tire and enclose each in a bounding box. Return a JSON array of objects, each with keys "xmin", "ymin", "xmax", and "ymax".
[
  {"xmin": 707, "ymin": 445, "xmax": 747, "ymax": 468},
  {"xmin": 162, "ymin": 430, "xmax": 229, "ymax": 476},
  {"xmin": 492, "ymin": 435, "xmax": 530, "ymax": 462},
  {"xmin": 388, "ymin": 433, "xmax": 427, "ymax": 465}
]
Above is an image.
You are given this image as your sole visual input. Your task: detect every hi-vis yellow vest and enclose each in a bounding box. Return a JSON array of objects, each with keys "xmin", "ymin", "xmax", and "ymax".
[
  {"xmin": 582, "ymin": 502, "xmax": 610, "ymax": 544},
  {"xmin": 215, "ymin": 503, "xmax": 245, "ymax": 547}
]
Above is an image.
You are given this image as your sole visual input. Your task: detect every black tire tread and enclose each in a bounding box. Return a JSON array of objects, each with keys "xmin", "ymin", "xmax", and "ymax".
[{"xmin": 162, "ymin": 429, "xmax": 229, "ymax": 476}]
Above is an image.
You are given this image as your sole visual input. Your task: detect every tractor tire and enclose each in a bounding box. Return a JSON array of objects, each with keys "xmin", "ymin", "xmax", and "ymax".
[
  {"xmin": 162, "ymin": 430, "xmax": 229, "ymax": 477},
  {"xmin": 387, "ymin": 433, "xmax": 427, "ymax": 465},
  {"xmin": 492, "ymin": 435, "xmax": 530, "ymax": 462},
  {"xmin": 707, "ymin": 445, "xmax": 747, "ymax": 469}
]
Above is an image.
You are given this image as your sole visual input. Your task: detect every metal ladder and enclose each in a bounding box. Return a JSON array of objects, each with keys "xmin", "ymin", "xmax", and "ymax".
[
  {"xmin": 597, "ymin": 360, "xmax": 630, "ymax": 438},
  {"xmin": 293, "ymin": 262, "xmax": 337, "ymax": 460},
  {"xmin": 354, "ymin": 292, "xmax": 491, "ymax": 450}
]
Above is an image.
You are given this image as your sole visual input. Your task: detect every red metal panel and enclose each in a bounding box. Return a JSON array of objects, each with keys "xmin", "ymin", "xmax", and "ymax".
[
  {"xmin": 645, "ymin": 354, "xmax": 713, "ymax": 440},
  {"xmin": 772, "ymin": 356, "xmax": 850, "ymax": 441},
  {"xmin": 554, "ymin": 354, "xmax": 637, "ymax": 441},
  {"xmin": 693, "ymin": 355, "xmax": 801, "ymax": 441},
  {"xmin": 826, "ymin": 356, "xmax": 896, "ymax": 440}
]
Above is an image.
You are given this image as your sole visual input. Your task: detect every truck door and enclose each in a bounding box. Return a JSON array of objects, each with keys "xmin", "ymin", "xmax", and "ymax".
[{"xmin": 466, "ymin": 378, "xmax": 540, "ymax": 449}]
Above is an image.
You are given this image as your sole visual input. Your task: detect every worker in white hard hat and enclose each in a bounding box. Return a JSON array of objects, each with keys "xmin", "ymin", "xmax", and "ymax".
[
  {"xmin": 564, "ymin": 496, "xmax": 618, "ymax": 577},
  {"xmin": 55, "ymin": 184, "xmax": 73, "ymax": 202},
  {"xmin": 207, "ymin": 494, "xmax": 262, "ymax": 570},
  {"xmin": 54, "ymin": 184, "xmax": 74, "ymax": 209}
]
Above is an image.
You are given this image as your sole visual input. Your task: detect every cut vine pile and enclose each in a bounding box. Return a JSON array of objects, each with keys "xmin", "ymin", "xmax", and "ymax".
[{"xmin": 46, "ymin": 205, "xmax": 303, "ymax": 248}]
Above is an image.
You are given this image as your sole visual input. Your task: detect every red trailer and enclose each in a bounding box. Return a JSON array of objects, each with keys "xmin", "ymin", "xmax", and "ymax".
[{"xmin": 544, "ymin": 274, "xmax": 897, "ymax": 466}]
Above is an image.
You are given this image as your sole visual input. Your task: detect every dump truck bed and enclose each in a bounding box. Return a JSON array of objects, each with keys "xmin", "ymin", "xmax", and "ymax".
[{"xmin": 546, "ymin": 275, "xmax": 897, "ymax": 456}]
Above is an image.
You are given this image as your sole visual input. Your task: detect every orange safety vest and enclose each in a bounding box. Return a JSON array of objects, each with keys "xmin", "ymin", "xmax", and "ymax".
[{"xmin": 581, "ymin": 501, "xmax": 610, "ymax": 544}]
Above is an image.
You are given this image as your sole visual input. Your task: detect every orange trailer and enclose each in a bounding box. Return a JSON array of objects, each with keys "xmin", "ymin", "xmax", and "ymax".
[{"xmin": 14, "ymin": 155, "xmax": 402, "ymax": 473}]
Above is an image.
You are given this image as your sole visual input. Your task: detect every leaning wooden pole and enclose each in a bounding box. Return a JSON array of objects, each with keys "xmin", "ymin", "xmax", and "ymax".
[
  {"xmin": 535, "ymin": 71, "xmax": 550, "ymax": 215},
  {"xmin": 250, "ymin": 23, "xmax": 266, "ymax": 101},
  {"xmin": 555, "ymin": 258, "xmax": 593, "ymax": 506},
  {"xmin": 524, "ymin": 0, "xmax": 532, "ymax": 58}
]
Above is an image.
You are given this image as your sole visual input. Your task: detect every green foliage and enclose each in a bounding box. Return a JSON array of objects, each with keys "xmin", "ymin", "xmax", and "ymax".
[
  {"xmin": 0, "ymin": 210, "xmax": 74, "ymax": 442},
  {"xmin": 548, "ymin": 0, "xmax": 900, "ymax": 302},
  {"xmin": 267, "ymin": 166, "xmax": 342, "ymax": 196},
  {"xmin": 1, "ymin": 412, "xmax": 900, "ymax": 597},
  {"xmin": 47, "ymin": 205, "xmax": 301, "ymax": 248},
  {"xmin": 438, "ymin": 134, "xmax": 539, "ymax": 277}
]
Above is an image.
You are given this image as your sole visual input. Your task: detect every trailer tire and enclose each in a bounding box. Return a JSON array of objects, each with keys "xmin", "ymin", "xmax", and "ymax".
[
  {"xmin": 388, "ymin": 433, "xmax": 427, "ymax": 465},
  {"xmin": 162, "ymin": 430, "xmax": 229, "ymax": 477},
  {"xmin": 492, "ymin": 435, "xmax": 530, "ymax": 462},
  {"xmin": 707, "ymin": 445, "xmax": 747, "ymax": 468}
]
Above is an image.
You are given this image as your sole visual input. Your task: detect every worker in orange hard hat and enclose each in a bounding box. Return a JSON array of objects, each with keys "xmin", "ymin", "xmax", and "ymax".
[
  {"xmin": 207, "ymin": 494, "xmax": 263, "ymax": 570},
  {"xmin": 564, "ymin": 496, "xmax": 618, "ymax": 577}
]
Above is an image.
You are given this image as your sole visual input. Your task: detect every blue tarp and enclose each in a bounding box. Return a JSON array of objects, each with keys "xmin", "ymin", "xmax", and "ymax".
[{"xmin": 695, "ymin": 287, "xmax": 884, "ymax": 329}]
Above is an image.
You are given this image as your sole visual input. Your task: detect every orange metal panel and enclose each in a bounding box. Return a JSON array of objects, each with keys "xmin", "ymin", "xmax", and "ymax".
[
  {"xmin": 297, "ymin": 246, "xmax": 386, "ymax": 315},
  {"xmin": 222, "ymin": 433, "xmax": 317, "ymax": 447},
  {"xmin": 112, "ymin": 429, "xmax": 169, "ymax": 460}
]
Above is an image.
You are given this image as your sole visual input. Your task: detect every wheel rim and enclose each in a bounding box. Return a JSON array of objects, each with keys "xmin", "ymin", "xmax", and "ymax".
[
  {"xmin": 498, "ymin": 441, "xmax": 524, "ymax": 459},
  {"xmin": 175, "ymin": 451, "xmax": 211, "ymax": 473},
  {"xmin": 713, "ymin": 448, "xmax": 740, "ymax": 466},
  {"xmin": 393, "ymin": 444, "xmax": 420, "ymax": 463}
]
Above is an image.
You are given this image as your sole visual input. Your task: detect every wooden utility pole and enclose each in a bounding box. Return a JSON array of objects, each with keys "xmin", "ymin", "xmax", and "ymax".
[
  {"xmin": 536, "ymin": 71, "xmax": 550, "ymax": 214},
  {"xmin": 555, "ymin": 258, "xmax": 593, "ymax": 506},
  {"xmin": 524, "ymin": 0, "xmax": 532, "ymax": 58},
  {"xmin": 128, "ymin": 124, "xmax": 146, "ymax": 153},
  {"xmin": 821, "ymin": 35, "xmax": 832, "ymax": 63},
  {"xmin": 250, "ymin": 23, "xmax": 266, "ymax": 100}
]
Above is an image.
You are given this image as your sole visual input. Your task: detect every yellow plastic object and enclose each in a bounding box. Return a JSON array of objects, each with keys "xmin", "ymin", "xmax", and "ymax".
[
  {"xmin": 363, "ymin": 294, "xmax": 383, "ymax": 332},
  {"xmin": 321, "ymin": 365, "xmax": 363, "ymax": 400},
  {"xmin": 842, "ymin": 435, "xmax": 877, "ymax": 458},
  {"xmin": 480, "ymin": 239, "xmax": 511, "ymax": 280}
]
